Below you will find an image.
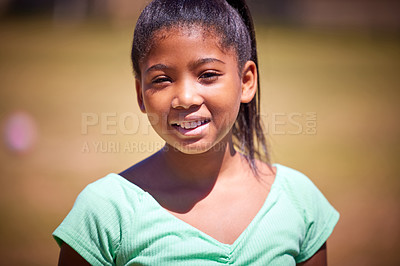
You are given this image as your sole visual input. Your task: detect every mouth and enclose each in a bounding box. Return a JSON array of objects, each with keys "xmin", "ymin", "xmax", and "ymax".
[{"xmin": 172, "ymin": 119, "xmax": 211, "ymax": 130}]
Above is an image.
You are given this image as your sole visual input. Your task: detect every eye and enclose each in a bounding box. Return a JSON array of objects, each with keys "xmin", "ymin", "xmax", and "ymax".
[
  {"xmin": 152, "ymin": 76, "xmax": 171, "ymax": 84},
  {"xmin": 199, "ymin": 71, "xmax": 222, "ymax": 83}
]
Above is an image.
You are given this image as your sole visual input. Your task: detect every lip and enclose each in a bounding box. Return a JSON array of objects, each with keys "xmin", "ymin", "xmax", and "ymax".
[{"xmin": 170, "ymin": 118, "xmax": 211, "ymax": 136}]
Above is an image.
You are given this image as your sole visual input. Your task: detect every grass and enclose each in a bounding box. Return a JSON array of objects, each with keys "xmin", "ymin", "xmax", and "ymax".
[{"xmin": 0, "ymin": 18, "xmax": 399, "ymax": 265}]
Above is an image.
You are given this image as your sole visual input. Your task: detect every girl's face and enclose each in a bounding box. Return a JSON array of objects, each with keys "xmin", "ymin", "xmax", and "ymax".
[{"xmin": 136, "ymin": 27, "xmax": 256, "ymax": 154}]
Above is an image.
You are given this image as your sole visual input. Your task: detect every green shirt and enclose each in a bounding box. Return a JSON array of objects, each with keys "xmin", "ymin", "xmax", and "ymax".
[{"xmin": 53, "ymin": 164, "xmax": 339, "ymax": 265}]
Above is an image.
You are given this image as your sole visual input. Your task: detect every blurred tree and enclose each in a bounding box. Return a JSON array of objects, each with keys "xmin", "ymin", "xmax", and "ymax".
[
  {"xmin": 1, "ymin": 0, "xmax": 399, "ymax": 30},
  {"xmin": 6, "ymin": 0, "xmax": 54, "ymax": 15}
]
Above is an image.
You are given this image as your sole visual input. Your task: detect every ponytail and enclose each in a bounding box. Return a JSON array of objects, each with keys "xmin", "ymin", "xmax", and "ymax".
[{"xmin": 227, "ymin": 0, "xmax": 270, "ymax": 172}]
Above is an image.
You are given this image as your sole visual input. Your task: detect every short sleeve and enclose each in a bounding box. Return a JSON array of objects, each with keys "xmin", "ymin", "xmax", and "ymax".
[
  {"xmin": 53, "ymin": 181, "xmax": 124, "ymax": 265},
  {"xmin": 292, "ymin": 172, "xmax": 339, "ymax": 263}
]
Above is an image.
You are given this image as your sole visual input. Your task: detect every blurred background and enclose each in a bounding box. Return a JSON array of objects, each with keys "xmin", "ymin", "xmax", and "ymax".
[{"xmin": 0, "ymin": 0, "xmax": 399, "ymax": 265}]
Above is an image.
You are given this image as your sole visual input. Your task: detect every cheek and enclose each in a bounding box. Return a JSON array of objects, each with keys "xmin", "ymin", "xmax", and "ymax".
[
  {"xmin": 208, "ymin": 90, "xmax": 242, "ymax": 126},
  {"xmin": 143, "ymin": 92, "xmax": 171, "ymax": 126}
]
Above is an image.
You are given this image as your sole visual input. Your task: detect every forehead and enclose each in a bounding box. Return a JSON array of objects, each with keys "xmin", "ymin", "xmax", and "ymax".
[{"xmin": 143, "ymin": 25, "xmax": 236, "ymax": 64}]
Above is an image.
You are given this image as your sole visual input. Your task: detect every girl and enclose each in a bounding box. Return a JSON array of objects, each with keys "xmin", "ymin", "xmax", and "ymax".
[{"xmin": 54, "ymin": 0, "xmax": 339, "ymax": 265}]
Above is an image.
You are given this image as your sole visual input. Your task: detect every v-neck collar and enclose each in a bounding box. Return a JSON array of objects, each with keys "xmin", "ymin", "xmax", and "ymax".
[{"xmin": 110, "ymin": 163, "xmax": 282, "ymax": 252}]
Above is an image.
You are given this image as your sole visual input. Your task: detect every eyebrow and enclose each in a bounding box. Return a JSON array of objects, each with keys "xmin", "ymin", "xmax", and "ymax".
[
  {"xmin": 189, "ymin": 58, "xmax": 225, "ymax": 70},
  {"xmin": 145, "ymin": 64, "xmax": 168, "ymax": 74},
  {"xmin": 145, "ymin": 58, "xmax": 225, "ymax": 74}
]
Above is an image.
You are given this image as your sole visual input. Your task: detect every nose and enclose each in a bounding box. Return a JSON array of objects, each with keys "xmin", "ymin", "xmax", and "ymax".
[{"xmin": 171, "ymin": 80, "xmax": 203, "ymax": 109}]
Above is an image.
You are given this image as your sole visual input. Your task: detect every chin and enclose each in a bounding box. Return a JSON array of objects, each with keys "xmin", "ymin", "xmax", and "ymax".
[
  {"xmin": 166, "ymin": 139, "xmax": 227, "ymax": 155},
  {"xmin": 172, "ymin": 144, "xmax": 212, "ymax": 155}
]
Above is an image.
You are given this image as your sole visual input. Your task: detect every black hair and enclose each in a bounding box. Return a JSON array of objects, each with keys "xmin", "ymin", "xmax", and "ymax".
[{"xmin": 131, "ymin": 0, "xmax": 270, "ymax": 173}]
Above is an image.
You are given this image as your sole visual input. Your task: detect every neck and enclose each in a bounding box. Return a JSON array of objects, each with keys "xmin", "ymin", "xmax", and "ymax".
[{"xmin": 159, "ymin": 135, "xmax": 243, "ymax": 189}]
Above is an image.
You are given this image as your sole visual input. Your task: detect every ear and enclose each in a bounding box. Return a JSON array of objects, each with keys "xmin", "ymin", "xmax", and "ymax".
[
  {"xmin": 240, "ymin": 60, "xmax": 257, "ymax": 103},
  {"xmin": 135, "ymin": 78, "xmax": 146, "ymax": 113}
]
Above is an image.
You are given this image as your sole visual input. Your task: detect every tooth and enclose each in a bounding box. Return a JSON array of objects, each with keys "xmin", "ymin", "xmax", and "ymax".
[
  {"xmin": 197, "ymin": 121, "xmax": 201, "ymax": 126},
  {"xmin": 190, "ymin": 122, "xmax": 196, "ymax": 128}
]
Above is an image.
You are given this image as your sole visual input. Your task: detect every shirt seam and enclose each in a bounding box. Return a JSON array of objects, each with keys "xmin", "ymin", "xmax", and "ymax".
[
  {"xmin": 54, "ymin": 228, "xmax": 110, "ymax": 265},
  {"xmin": 295, "ymin": 210, "xmax": 339, "ymax": 263}
]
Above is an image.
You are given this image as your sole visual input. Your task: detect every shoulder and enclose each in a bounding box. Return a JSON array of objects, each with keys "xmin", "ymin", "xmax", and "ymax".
[
  {"xmin": 273, "ymin": 163, "xmax": 339, "ymax": 224},
  {"xmin": 53, "ymin": 174, "xmax": 147, "ymax": 261},
  {"xmin": 274, "ymin": 164, "xmax": 317, "ymax": 193},
  {"xmin": 59, "ymin": 173, "xmax": 147, "ymax": 227},
  {"xmin": 274, "ymin": 164, "xmax": 310, "ymax": 181},
  {"xmin": 77, "ymin": 173, "xmax": 146, "ymax": 208}
]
